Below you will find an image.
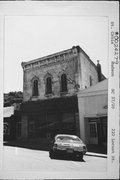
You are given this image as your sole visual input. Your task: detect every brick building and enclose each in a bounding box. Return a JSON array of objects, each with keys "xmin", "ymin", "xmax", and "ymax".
[{"xmin": 20, "ymin": 45, "xmax": 105, "ymax": 140}]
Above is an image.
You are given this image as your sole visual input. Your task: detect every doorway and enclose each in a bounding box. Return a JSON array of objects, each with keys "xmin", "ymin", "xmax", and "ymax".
[
  {"xmin": 88, "ymin": 117, "xmax": 107, "ymax": 146},
  {"xmin": 89, "ymin": 120, "xmax": 98, "ymax": 144}
]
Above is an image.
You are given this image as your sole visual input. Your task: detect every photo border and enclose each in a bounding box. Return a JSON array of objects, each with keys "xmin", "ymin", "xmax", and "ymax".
[{"xmin": 0, "ymin": 1, "xmax": 119, "ymax": 179}]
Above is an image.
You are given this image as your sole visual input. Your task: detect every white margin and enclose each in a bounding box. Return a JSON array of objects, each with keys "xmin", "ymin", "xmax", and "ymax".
[
  {"xmin": 107, "ymin": 14, "xmax": 119, "ymax": 178},
  {"xmin": 0, "ymin": 1, "xmax": 119, "ymax": 179}
]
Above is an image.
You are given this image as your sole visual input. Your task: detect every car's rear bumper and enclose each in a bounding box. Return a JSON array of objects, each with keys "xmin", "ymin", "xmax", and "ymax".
[{"xmin": 52, "ymin": 148, "xmax": 83, "ymax": 156}]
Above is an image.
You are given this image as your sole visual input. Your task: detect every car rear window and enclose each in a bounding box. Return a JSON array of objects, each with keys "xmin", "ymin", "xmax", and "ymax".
[{"xmin": 56, "ymin": 136, "xmax": 82, "ymax": 142}]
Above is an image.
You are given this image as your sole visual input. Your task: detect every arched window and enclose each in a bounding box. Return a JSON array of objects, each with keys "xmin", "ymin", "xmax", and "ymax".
[
  {"xmin": 33, "ymin": 79, "xmax": 38, "ymax": 96},
  {"xmin": 89, "ymin": 76, "xmax": 92, "ymax": 86},
  {"xmin": 60, "ymin": 74, "xmax": 68, "ymax": 92},
  {"xmin": 46, "ymin": 77, "xmax": 52, "ymax": 94}
]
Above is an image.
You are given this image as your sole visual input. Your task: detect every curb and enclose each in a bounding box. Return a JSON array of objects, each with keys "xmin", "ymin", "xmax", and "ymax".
[{"xmin": 85, "ymin": 152, "xmax": 107, "ymax": 158}]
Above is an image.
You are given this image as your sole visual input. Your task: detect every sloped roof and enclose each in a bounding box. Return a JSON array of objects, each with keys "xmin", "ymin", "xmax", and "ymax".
[
  {"xmin": 79, "ymin": 79, "xmax": 108, "ymax": 95},
  {"xmin": 4, "ymin": 106, "xmax": 14, "ymax": 118}
]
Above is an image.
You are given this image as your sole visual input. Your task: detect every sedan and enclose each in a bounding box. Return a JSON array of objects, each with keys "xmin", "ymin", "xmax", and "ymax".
[{"xmin": 49, "ymin": 134, "xmax": 87, "ymax": 160}]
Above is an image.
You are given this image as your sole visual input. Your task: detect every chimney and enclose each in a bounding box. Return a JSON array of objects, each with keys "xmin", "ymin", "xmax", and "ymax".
[{"xmin": 97, "ymin": 60, "xmax": 102, "ymax": 82}]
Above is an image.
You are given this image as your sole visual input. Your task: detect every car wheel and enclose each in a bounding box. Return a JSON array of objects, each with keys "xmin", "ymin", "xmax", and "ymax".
[
  {"xmin": 79, "ymin": 154, "xmax": 83, "ymax": 161},
  {"xmin": 49, "ymin": 151, "xmax": 54, "ymax": 159}
]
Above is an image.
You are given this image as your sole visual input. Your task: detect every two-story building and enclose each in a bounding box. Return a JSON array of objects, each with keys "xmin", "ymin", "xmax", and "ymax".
[{"xmin": 20, "ymin": 45, "xmax": 105, "ymax": 140}]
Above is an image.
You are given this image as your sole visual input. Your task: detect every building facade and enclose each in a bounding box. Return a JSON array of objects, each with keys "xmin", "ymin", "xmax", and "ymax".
[
  {"xmin": 4, "ymin": 104, "xmax": 21, "ymax": 141},
  {"xmin": 20, "ymin": 45, "xmax": 104, "ymax": 140},
  {"xmin": 78, "ymin": 79, "xmax": 108, "ymax": 147}
]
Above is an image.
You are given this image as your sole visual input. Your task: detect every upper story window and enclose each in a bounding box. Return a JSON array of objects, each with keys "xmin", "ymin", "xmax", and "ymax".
[
  {"xmin": 33, "ymin": 79, "xmax": 38, "ymax": 96},
  {"xmin": 89, "ymin": 76, "xmax": 92, "ymax": 86},
  {"xmin": 60, "ymin": 73, "xmax": 68, "ymax": 92},
  {"xmin": 46, "ymin": 76, "xmax": 52, "ymax": 94}
]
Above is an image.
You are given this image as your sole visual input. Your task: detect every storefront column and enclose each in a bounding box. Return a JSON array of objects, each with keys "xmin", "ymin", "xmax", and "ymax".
[
  {"xmin": 21, "ymin": 114, "xmax": 28, "ymax": 138},
  {"xmin": 75, "ymin": 112, "xmax": 80, "ymax": 137},
  {"xmin": 77, "ymin": 96, "xmax": 86, "ymax": 143}
]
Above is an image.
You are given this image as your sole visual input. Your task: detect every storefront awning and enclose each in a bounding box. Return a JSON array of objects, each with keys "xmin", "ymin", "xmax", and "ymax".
[{"xmin": 20, "ymin": 95, "xmax": 78, "ymax": 114}]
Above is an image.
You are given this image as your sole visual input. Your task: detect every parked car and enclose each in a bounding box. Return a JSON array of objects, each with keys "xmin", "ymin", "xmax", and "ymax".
[{"xmin": 49, "ymin": 134, "xmax": 87, "ymax": 160}]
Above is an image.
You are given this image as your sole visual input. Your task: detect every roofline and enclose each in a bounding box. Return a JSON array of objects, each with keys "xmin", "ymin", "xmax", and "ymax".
[
  {"xmin": 78, "ymin": 90, "xmax": 108, "ymax": 97},
  {"xmin": 21, "ymin": 47, "xmax": 72, "ymax": 67},
  {"xmin": 77, "ymin": 46, "xmax": 106, "ymax": 79},
  {"xmin": 21, "ymin": 45, "xmax": 106, "ymax": 79},
  {"xmin": 78, "ymin": 79, "xmax": 108, "ymax": 97},
  {"xmin": 21, "ymin": 45, "xmax": 95, "ymax": 67}
]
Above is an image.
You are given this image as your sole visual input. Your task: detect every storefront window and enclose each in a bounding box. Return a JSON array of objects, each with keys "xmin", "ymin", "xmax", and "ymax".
[
  {"xmin": 101, "ymin": 118, "xmax": 107, "ymax": 142},
  {"xmin": 16, "ymin": 122, "xmax": 21, "ymax": 138},
  {"xmin": 28, "ymin": 120, "xmax": 35, "ymax": 138},
  {"xmin": 90, "ymin": 122, "xmax": 97, "ymax": 137}
]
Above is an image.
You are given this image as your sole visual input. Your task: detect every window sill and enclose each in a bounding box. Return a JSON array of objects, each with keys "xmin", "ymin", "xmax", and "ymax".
[
  {"xmin": 60, "ymin": 91, "xmax": 68, "ymax": 96},
  {"xmin": 45, "ymin": 93, "xmax": 53, "ymax": 98},
  {"xmin": 31, "ymin": 95, "xmax": 39, "ymax": 101}
]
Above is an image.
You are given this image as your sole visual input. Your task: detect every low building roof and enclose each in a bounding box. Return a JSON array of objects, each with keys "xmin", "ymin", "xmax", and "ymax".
[
  {"xmin": 78, "ymin": 79, "xmax": 108, "ymax": 97},
  {"xmin": 4, "ymin": 106, "xmax": 14, "ymax": 118}
]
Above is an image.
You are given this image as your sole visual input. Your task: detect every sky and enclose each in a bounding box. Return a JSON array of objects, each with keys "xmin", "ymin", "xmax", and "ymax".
[{"xmin": 4, "ymin": 15, "xmax": 108, "ymax": 93}]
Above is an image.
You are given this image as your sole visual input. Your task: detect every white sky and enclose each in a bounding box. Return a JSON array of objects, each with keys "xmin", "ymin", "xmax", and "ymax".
[{"xmin": 4, "ymin": 15, "xmax": 108, "ymax": 93}]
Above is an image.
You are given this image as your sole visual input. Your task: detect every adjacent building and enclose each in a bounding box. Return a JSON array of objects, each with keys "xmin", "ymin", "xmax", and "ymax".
[
  {"xmin": 3, "ymin": 104, "xmax": 21, "ymax": 141},
  {"xmin": 4, "ymin": 106, "xmax": 14, "ymax": 140},
  {"xmin": 20, "ymin": 45, "xmax": 105, "ymax": 141},
  {"xmin": 78, "ymin": 79, "xmax": 108, "ymax": 146}
]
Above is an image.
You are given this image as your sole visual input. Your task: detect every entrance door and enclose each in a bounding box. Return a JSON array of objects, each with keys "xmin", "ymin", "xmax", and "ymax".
[
  {"xmin": 97, "ymin": 117, "xmax": 107, "ymax": 146},
  {"xmin": 89, "ymin": 121, "xmax": 98, "ymax": 144}
]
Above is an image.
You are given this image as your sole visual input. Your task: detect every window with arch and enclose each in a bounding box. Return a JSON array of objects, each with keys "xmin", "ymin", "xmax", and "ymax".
[
  {"xmin": 33, "ymin": 79, "xmax": 38, "ymax": 96},
  {"xmin": 46, "ymin": 76, "xmax": 52, "ymax": 94},
  {"xmin": 60, "ymin": 73, "xmax": 68, "ymax": 92},
  {"xmin": 89, "ymin": 76, "xmax": 92, "ymax": 86}
]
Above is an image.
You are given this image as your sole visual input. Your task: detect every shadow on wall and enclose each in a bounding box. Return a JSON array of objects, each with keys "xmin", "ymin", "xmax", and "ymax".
[
  {"xmin": 86, "ymin": 144, "xmax": 107, "ymax": 154},
  {"xmin": 3, "ymin": 138, "xmax": 52, "ymax": 151}
]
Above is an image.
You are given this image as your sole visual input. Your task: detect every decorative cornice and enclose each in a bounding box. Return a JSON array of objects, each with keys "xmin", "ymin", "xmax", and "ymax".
[
  {"xmin": 21, "ymin": 46, "xmax": 79, "ymax": 71},
  {"xmin": 21, "ymin": 45, "xmax": 101, "ymax": 77}
]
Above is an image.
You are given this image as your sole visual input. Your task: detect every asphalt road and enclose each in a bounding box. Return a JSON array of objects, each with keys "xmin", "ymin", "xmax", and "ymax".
[{"xmin": 1, "ymin": 146, "xmax": 107, "ymax": 179}]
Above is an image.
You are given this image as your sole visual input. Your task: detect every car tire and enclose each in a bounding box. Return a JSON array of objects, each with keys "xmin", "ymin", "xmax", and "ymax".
[
  {"xmin": 79, "ymin": 154, "xmax": 83, "ymax": 161},
  {"xmin": 49, "ymin": 151, "xmax": 54, "ymax": 159}
]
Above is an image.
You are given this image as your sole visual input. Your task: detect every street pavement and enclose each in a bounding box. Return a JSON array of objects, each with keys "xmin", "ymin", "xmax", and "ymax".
[{"xmin": 2, "ymin": 146, "xmax": 107, "ymax": 173}]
